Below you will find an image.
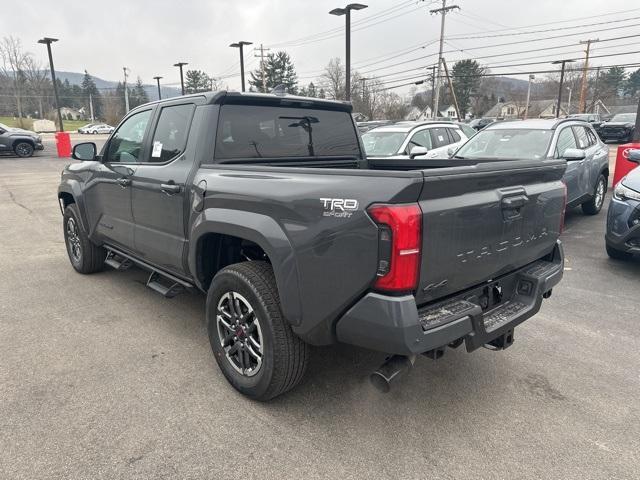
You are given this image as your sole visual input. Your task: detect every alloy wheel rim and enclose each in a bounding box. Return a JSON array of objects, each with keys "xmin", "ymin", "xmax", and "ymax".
[
  {"xmin": 16, "ymin": 143, "xmax": 32, "ymax": 156},
  {"xmin": 66, "ymin": 217, "xmax": 82, "ymax": 262},
  {"xmin": 216, "ymin": 291, "xmax": 263, "ymax": 377},
  {"xmin": 595, "ymin": 179, "xmax": 605, "ymax": 209}
]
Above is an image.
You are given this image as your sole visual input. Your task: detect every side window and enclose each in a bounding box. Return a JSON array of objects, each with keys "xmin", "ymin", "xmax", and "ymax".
[
  {"xmin": 148, "ymin": 104, "xmax": 194, "ymax": 163},
  {"xmin": 104, "ymin": 110, "xmax": 152, "ymax": 163},
  {"xmin": 572, "ymin": 126, "xmax": 590, "ymax": 149},
  {"xmin": 459, "ymin": 124, "xmax": 476, "ymax": 139},
  {"xmin": 555, "ymin": 127, "xmax": 578, "ymax": 158},
  {"xmin": 447, "ymin": 128, "xmax": 462, "ymax": 143},
  {"xmin": 407, "ymin": 130, "xmax": 432, "ymax": 152},
  {"xmin": 430, "ymin": 127, "xmax": 450, "ymax": 148},
  {"xmin": 585, "ymin": 127, "xmax": 598, "ymax": 146}
]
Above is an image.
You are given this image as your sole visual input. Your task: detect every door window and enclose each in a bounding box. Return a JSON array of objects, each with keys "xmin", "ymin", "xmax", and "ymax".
[
  {"xmin": 585, "ymin": 127, "xmax": 598, "ymax": 146},
  {"xmin": 148, "ymin": 104, "xmax": 194, "ymax": 163},
  {"xmin": 407, "ymin": 130, "xmax": 432, "ymax": 153},
  {"xmin": 104, "ymin": 110, "xmax": 152, "ymax": 163},
  {"xmin": 430, "ymin": 127, "xmax": 450, "ymax": 148},
  {"xmin": 555, "ymin": 128, "xmax": 578, "ymax": 158},
  {"xmin": 447, "ymin": 128, "xmax": 462, "ymax": 143},
  {"xmin": 572, "ymin": 126, "xmax": 591, "ymax": 149}
]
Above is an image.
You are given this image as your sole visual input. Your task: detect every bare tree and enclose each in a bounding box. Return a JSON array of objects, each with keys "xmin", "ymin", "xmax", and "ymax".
[
  {"xmin": 23, "ymin": 56, "xmax": 52, "ymax": 119},
  {"xmin": 320, "ymin": 58, "xmax": 346, "ymax": 100},
  {"xmin": 0, "ymin": 36, "xmax": 30, "ymax": 125}
]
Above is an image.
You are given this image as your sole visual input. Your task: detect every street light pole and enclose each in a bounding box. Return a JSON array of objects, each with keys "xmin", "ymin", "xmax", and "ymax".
[
  {"xmin": 37, "ymin": 37, "xmax": 64, "ymax": 132},
  {"xmin": 153, "ymin": 76, "xmax": 163, "ymax": 100},
  {"xmin": 566, "ymin": 86, "xmax": 573, "ymax": 115},
  {"xmin": 330, "ymin": 3, "xmax": 368, "ymax": 102},
  {"xmin": 524, "ymin": 74, "xmax": 535, "ymax": 120},
  {"xmin": 552, "ymin": 59, "xmax": 575, "ymax": 118},
  {"xmin": 123, "ymin": 67, "xmax": 130, "ymax": 113},
  {"xmin": 174, "ymin": 62, "xmax": 188, "ymax": 95},
  {"xmin": 229, "ymin": 41, "xmax": 252, "ymax": 92}
]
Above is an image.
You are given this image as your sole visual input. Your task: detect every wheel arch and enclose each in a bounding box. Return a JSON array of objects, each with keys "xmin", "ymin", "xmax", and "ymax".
[
  {"xmin": 190, "ymin": 209, "xmax": 303, "ymax": 326},
  {"xmin": 58, "ymin": 182, "xmax": 90, "ymax": 232}
]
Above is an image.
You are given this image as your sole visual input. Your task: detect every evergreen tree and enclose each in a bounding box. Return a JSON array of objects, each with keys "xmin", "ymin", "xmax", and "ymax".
[
  {"xmin": 185, "ymin": 69, "xmax": 212, "ymax": 93},
  {"xmin": 601, "ymin": 66, "xmax": 627, "ymax": 99},
  {"xmin": 625, "ymin": 68, "xmax": 640, "ymax": 98},
  {"xmin": 451, "ymin": 59, "xmax": 485, "ymax": 118},
  {"xmin": 81, "ymin": 70, "xmax": 102, "ymax": 119},
  {"xmin": 307, "ymin": 82, "xmax": 317, "ymax": 98},
  {"xmin": 130, "ymin": 77, "xmax": 149, "ymax": 109},
  {"xmin": 249, "ymin": 51, "xmax": 298, "ymax": 93}
]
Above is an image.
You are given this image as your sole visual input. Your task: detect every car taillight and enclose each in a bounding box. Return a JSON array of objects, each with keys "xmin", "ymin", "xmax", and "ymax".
[
  {"xmin": 560, "ymin": 181, "xmax": 568, "ymax": 234},
  {"xmin": 367, "ymin": 203, "xmax": 422, "ymax": 292}
]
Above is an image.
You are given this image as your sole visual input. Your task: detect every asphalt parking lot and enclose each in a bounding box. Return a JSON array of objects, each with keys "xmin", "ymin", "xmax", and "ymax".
[{"xmin": 1, "ymin": 141, "xmax": 639, "ymax": 480}]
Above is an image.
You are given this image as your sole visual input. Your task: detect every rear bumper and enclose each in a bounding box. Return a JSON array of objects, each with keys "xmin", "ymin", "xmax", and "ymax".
[{"xmin": 336, "ymin": 241, "xmax": 564, "ymax": 356}]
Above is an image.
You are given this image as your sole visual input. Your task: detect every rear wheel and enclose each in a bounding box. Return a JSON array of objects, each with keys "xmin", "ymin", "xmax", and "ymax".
[
  {"xmin": 63, "ymin": 204, "xmax": 105, "ymax": 273},
  {"xmin": 14, "ymin": 141, "xmax": 34, "ymax": 158},
  {"xmin": 206, "ymin": 261, "xmax": 308, "ymax": 401},
  {"xmin": 582, "ymin": 174, "xmax": 606, "ymax": 215},
  {"xmin": 606, "ymin": 243, "xmax": 633, "ymax": 261}
]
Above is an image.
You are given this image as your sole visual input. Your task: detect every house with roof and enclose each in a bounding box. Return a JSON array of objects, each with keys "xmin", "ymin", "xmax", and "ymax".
[{"xmin": 485, "ymin": 99, "xmax": 568, "ymax": 119}]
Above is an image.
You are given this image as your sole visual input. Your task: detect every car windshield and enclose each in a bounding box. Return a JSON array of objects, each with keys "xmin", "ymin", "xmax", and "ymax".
[
  {"xmin": 610, "ymin": 113, "xmax": 636, "ymax": 123},
  {"xmin": 569, "ymin": 114, "xmax": 590, "ymax": 120},
  {"xmin": 361, "ymin": 131, "xmax": 408, "ymax": 156},
  {"xmin": 453, "ymin": 128, "xmax": 554, "ymax": 160}
]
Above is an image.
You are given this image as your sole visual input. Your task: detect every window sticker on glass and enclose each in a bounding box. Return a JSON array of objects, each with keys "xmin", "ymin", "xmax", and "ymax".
[
  {"xmin": 152, "ymin": 141, "xmax": 163, "ymax": 158},
  {"xmin": 438, "ymin": 135, "xmax": 444, "ymax": 142}
]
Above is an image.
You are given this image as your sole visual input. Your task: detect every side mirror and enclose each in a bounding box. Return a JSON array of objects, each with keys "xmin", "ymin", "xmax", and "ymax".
[
  {"xmin": 447, "ymin": 147, "xmax": 455, "ymax": 157},
  {"xmin": 72, "ymin": 142, "xmax": 97, "ymax": 161},
  {"xmin": 563, "ymin": 148, "xmax": 586, "ymax": 161},
  {"xmin": 409, "ymin": 145, "xmax": 428, "ymax": 159},
  {"xmin": 627, "ymin": 149, "xmax": 640, "ymax": 164}
]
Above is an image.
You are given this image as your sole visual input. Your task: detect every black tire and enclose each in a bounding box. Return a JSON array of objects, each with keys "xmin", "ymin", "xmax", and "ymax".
[
  {"xmin": 606, "ymin": 243, "xmax": 633, "ymax": 261},
  {"xmin": 14, "ymin": 141, "xmax": 34, "ymax": 158},
  {"xmin": 206, "ymin": 261, "xmax": 308, "ymax": 401},
  {"xmin": 63, "ymin": 204, "xmax": 105, "ymax": 274},
  {"xmin": 582, "ymin": 174, "xmax": 606, "ymax": 215}
]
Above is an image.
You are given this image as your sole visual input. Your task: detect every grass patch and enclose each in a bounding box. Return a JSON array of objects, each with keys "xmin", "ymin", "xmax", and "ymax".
[{"xmin": 0, "ymin": 116, "xmax": 91, "ymax": 132}]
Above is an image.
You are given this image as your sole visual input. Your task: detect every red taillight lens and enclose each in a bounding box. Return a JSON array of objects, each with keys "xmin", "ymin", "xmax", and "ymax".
[
  {"xmin": 560, "ymin": 181, "xmax": 568, "ymax": 234},
  {"xmin": 367, "ymin": 203, "xmax": 422, "ymax": 292}
]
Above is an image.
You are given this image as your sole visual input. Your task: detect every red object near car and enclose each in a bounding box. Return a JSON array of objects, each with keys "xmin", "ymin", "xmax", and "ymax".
[
  {"xmin": 613, "ymin": 143, "xmax": 640, "ymax": 187},
  {"xmin": 55, "ymin": 132, "xmax": 71, "ymax": 158}
]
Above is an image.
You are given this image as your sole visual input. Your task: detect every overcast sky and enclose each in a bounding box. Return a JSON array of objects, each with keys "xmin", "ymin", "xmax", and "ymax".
[{"xmin": 3, "ymin": 0, "xmax": 640, "ymax": 95}]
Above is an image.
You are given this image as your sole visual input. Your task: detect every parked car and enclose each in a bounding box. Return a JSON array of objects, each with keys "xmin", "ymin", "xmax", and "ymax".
[
  {"xmin": 78, "ymin": 123, "xmax": 101, "ymax": 134},
  {"xmin": 361, "ymin": 121, "xmax": 474, "ymax": 160},
  {"xmin": 469, "ymin": 118, "xmax": 495, "ymax": 131},
  {"xmin": 452, "ymin": 118, "xmax": 609, "ymax": 215},
  {"xmin": 356, "ymin": 120, "xmax": 394, "ymax": 133},
  {"xmin": 81, "ymin": 123, "xmax": 115, "ymax": 135},
  {"xmin": 59, "ymin": 91, "xmax": 565, "ymax": 400},
  {"xmin": 606, "ymin": 149, "xmax": 640, "ymax": 260},
  {"xmin": 0, "ymin": 122, "xmax": 44, "ymax": 158},
  {"xmin": 597, "ymin": 113, "xmax": 637, "ymax": 143},
  {"xmin": 567, "ymin": 113, "xmax": 603, "ymax": 129}
]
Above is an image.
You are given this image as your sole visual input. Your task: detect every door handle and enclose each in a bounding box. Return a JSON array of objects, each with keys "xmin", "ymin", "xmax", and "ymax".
[
  {"xmin": 161, "ymin": 182, "xmax": 181, "ymax": 194},
  {"xmin": 116, "ymin": 177, "xmax": 131, "ymax": 188}
]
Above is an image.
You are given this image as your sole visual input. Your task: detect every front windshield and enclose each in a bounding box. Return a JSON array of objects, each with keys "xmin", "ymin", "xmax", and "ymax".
[
  {"xmin": 610, "ymin": 113, "xmax": 636, "ymax": 123},
  {"xmin": 454, "ymin": 128, "xmax": 554, "ymax": 160},
  {"xmin": 361, "ymin": 131, "xmax": 407, "ymax": 156}
]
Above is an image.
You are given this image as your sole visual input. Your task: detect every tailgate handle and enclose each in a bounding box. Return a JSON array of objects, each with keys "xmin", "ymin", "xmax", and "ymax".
[{"xmin": 502, "ymin": 194, "xmax": 529, "ymax": 210}]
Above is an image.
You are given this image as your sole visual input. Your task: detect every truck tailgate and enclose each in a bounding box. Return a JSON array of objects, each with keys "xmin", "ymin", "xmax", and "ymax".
[{"xmin": 414, "ymin": 159, "xmax": 566, "ymax": 305}]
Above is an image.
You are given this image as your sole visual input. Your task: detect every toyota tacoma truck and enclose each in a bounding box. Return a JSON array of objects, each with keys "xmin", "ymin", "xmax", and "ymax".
[{"xmin": 58, "ymin": 91, "xmax": 566, "ymax": 400}]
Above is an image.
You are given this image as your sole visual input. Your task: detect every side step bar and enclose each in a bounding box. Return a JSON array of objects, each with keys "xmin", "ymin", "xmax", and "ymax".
[{"xmin": 104, "ymin": 247, "xmax": 194, "ymax": 298}]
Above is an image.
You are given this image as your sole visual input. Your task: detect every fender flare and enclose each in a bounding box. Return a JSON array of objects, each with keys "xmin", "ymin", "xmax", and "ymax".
[
  {"xmin": 57, "ymin": 181, "xmax": 90, "ymax": 233},
  {"xmin": 189, "ymin": 208, "xmax": 303, "ymax": 326}
]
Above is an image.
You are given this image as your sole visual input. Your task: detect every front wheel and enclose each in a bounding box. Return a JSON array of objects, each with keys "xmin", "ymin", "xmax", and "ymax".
[
  {"xmin": 582, "ymin": 174, "xmax": 606, "ymax": 215},
  {"xmin": 606, "ymin": 243, "xmax": 633, "ymax": 261},
  {"xmin": 63, "ymin": 204, "xmax": 105, "ymax": 273},
  {"xmin": 206, "ymin": 261, "xmax": 309, "ymax": 401},
  {"xmin": 14, "ymin": 141, "xmax": 34, "ymax": 158}
]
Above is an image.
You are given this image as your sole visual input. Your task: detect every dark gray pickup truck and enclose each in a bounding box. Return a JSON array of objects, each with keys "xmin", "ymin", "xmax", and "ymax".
[{"xmin": 58, "ymin": 91, "xmax": 566, "ymax": 400}]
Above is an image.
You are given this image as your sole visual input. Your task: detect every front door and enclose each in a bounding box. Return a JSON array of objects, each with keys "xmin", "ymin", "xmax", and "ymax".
[
  {"xmin": 555, "ymin": 126, "xmax": 583, "ymax": 204},
  {"xmin": 86, "ymin": 108, "xmax": 153, "ymax": 251},
  {"xmin": 130, "ymin": 102, "xmax": 196, "ymax": 275}
]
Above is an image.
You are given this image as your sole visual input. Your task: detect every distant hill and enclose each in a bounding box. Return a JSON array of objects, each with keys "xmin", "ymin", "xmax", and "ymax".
[{"xmin": 55, "ymin": 71, "xmax": 181, "ymax": 101}]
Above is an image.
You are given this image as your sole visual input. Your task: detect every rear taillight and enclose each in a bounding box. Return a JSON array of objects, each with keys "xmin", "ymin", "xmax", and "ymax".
[
  {"xmin": 560, "ymin": 181, "xmax": 568, "ymax": 234},
  {"xmin": 367, "ymin": 203, "xmax": 422, "ymax": 292}
]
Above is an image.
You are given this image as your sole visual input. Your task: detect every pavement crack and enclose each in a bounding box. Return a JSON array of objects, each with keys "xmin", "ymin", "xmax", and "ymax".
[{"xmin": 1, "ymin": 184, "xmax": 33, "ymax": 214}]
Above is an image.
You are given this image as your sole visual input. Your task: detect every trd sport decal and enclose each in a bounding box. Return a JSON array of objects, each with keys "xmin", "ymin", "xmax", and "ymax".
[{"xmin": 320, "ymin": 198, "xmax": 359, "ymax": 218}]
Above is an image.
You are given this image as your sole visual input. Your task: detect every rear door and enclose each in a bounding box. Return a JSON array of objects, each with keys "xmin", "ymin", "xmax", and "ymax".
[
  {"xmin": 129, "ymin": 101, "xmax": 196, "ymax": 274},
  {"xmin": 415, "ymin": 160, "xmax": 566, "ymax": 305}
]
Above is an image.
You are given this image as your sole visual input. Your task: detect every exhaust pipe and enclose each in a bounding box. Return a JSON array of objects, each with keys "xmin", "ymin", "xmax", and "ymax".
[{"xmin": 369, "ymin": 355, "xmax": 416, "ymax": 393}]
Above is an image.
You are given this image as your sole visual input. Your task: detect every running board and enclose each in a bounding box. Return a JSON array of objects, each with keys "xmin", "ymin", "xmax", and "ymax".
[{"xmin": 104, "ymin": 246, "xmax": 194, "ymax": 298}]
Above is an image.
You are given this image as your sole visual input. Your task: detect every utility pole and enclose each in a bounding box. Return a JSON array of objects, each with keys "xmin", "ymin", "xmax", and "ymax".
[
  {"xmin": 123, "ymin": 67, "xmax": 130, "ymax": 113},
  {"xmin": 551, "ymin": 59, "xmax": 575, "ymax": 118},
  {"xmin": 360, "ymin": 77, "xmax": 368, "ymax": 118},
  {"xmin": 427, "ymin": 0, "xmax": 460, "ymax": 119},
  {"xmin": 566, "ymin": 86, "xmax": 573, "ymax": 115},
  {"xmin": 254, "ymin": 44, "xmax": 271, "ymax": 92},
  {"xmin": 153, "ymin": 76, "xmax": 162, "ymax": 100},
  {"xmin": 38, "ymin": 37, "xmax": 64, "ymax": 132},
  {"xmin": 524, "ymin": 74, "xmax": 535, "ymax": 119},
  {"xmin": 430, "ymin": 65, "xmax": 436, "ymax": 117},
  {"xmin": 442, "ymin": 58, "xmax": 461, "ymax": 121},
  {"xmin": 578, "ymin": 39, "xmax": 599, "ymax": 113},
  {"xmin": 174, "ymin": 62, "xmax": 188, "ymax": 95},
  {"xmin": 89, "ymin": 92, "xmax": 94, "ymax": 121},
  {"xmin": 591, "ymin": 66, "xmax": 601, "ymax": 113}
]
